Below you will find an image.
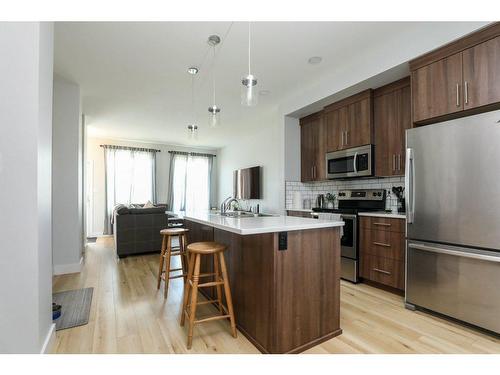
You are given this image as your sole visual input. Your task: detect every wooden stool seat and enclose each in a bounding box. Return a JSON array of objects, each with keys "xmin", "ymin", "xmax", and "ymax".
[
  {"xmin": 160, "ymin": 227, "xmax": 189, "ymax": 235},
  {"xmin": 186, "ymin": 241, "xmax": 226, "ymax": 254},
  {"xmin": 157, "ymin": 228, "xmax": 189, "ymax": 299},
  {"xmin": 180, "ymin": 241, "xmax": 237, "ymax": 349}
]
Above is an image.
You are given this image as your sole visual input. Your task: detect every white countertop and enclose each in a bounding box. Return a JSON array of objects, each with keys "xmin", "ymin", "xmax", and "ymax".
[
  {"xmin": 358, "ymin": 211, "xmax": 406, "ymax": 219},
  {"xmin": 183, "ymin": 211, "xmax": 344, "ymax": 235}
]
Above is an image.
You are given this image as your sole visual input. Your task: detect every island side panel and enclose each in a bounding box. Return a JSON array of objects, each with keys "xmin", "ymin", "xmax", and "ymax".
[
  {"xmin": 213, "ymin": 228, "xmax": 276, "ymax": 353},
  {"xmin": 274, "ymin": 227, "xmax": 342, "ymax": 353}
]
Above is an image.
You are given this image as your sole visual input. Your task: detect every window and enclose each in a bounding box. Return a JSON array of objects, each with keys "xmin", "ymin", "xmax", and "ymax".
[
  {"xmin": 170, "ymin": 153, "xmax": 213, "ymax": 213},
  {"xmin": 103, "ymin": 146, "xmax": 156, "ymax": 234}
]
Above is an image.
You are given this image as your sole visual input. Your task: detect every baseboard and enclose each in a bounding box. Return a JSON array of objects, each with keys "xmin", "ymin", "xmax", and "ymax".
[
  {"xmin": 40, "ymin": 323, "xmax": 56, "ymax": 354},
  {"xmin": 53, "ymin": 256, "xmax": 83, "ymax": 275}
]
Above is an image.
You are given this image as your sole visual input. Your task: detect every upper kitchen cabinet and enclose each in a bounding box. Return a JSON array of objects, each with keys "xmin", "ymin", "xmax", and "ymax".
[
  {"xmin": 374, "ymin": 77, "xmax": 411, "ymax": 176},
  {"xmin": 410, "ymin": 23, "xmax": 500, "ymax": 125},
  {"xmin": 324, "ymin": 89, "xmax": 373, "ymax": 151},
  {"xmin": 300, "ymin": 111, "xmax": 326, "ymax": 182},
  {"xmin": 411, "ymin": 53, "xmax": 463, "ymax": 123},
  {"xmin": 462, "ymin": 36, "xmax": 500, "ymax": 109}
]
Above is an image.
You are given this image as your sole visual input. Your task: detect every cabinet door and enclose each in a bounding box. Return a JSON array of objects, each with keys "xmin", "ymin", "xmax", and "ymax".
[
  {"xmin": 300, "ymin": 121, "xmax": 314, "ymax": 182},
  {"xmin": 313, "ymin": 115, "xmax": 326, "ymax": 180},
  {"xmin": 395, "ymin": 84, "xmax": 411, "ymax": 174},
  {"xmin": 347, "ymin": 97, "xmax": 372, "ymax": 148},
  {"xmin": 374, "ymin": 92, "xmax": 398, "ymax": 176},
  {"xmin": 325, "ymin": 109, "xmax": 344, "ymax": 152},
  {"xmin": 412, "ymin": 52, "xmax": 463, "ymax": 123},
  {"xmin": 463, "ymin": 36, "xmax": 500, "ymax": 110}
]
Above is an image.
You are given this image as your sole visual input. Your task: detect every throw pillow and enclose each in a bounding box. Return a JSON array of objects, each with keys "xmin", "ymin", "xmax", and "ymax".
[{"xmin": 143, "ymin": 200, "xmax": 155, "ymax": 208}]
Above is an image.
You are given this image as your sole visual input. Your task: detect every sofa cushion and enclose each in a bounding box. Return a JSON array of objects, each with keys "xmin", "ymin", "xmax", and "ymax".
[{"xmin": 128, "ymin": 206, "xmax": 167, "ymax": 215}]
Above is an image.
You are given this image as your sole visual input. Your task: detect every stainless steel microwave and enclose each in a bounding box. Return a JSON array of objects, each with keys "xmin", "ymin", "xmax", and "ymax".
[{"xmin": 325, "ymin": 145, "xmax": 373, "ymax": 179}]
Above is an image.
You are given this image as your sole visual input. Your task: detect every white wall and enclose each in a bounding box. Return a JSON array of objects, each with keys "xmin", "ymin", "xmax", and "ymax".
[
  {"xmin": 86, "ymin": 137, "xmax": 218, "ymax": 236},
  {"xmin": 52, "ymin": 75, "xmax": 84, "ymax": 274},
  {"xmin": 217, "ymin": 22, "xmax": 489, "ymax": 215},
  {"xmin": 217, "ymin": 108, "xmax": 285, "ymax": 214},
  {"xmin": 0, "ymin": 22, "xmax": 54, "ymax": 353}
]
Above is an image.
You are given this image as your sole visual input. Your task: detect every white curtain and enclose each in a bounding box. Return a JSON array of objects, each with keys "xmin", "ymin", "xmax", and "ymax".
[
  {"xmin": 103, "ymin": 147, "xmax": 155, "ymax": 234},
  {"xmin": 168, "ymin": 153, "xmax": 213, "ymax": 213}
]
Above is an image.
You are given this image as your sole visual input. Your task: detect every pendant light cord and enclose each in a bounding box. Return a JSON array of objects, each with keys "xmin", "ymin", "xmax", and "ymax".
[
  {"xmin": 212, "ymin": 45, "xmax": 216, "ymax": 106},
  {"xmin": 191, "ymin": 74, "xmax": 195, "ymax": 125},
  {"xmin": 248, "ymin": 21, "xmax": 251, "ymax": 75}
]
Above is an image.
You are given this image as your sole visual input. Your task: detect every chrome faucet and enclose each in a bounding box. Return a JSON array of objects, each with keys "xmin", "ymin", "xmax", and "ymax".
[{"xmin": 220, "ymin": 196, "xmax": 238, "ymax": 214}]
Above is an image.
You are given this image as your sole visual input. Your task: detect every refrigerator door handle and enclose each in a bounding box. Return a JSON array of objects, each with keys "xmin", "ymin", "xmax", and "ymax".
[
  {"xmin": 405, "ymin": 148, "xmax": 414, "ymax": 223},
  {"xmin": 409, "ymin": 242, "xmax": 500, "ymax": 263}
]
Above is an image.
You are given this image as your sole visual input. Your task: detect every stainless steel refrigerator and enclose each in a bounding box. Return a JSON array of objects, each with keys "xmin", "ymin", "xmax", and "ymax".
[{"xmin": 405, "ymin": 109, "xmax": 500, "ymax": 334}]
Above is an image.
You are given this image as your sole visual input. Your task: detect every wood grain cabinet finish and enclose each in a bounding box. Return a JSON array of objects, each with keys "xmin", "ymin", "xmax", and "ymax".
[
  {"xmin": 359, "ymin": 216, "xmax": 405, "ymax": 291},
  {"xmin": 300, "ymin": 112, "xmax": 325, "ymax": 182},
  {"xmin": 324, "ymin": 89, "xmax": 373, "ymax": 152},
  {"xmin": 287, "ymin": 210, "xmax": 313, "ymax": 218},
  {"xmin": 462, "ymin": 36, "xmax": 500, "ymax": 109},
  {"xmin": 374, "ymin": 78, "xmax": 411, "ymax": 176},
  {"xmin": 184, "ymin": 220, "xmax": 342, "ymax": 353},
  {"xmin": 411, "ymin": 52, "xmax": 464, "ymax": 123},
  {"xmin": 410, "ymin": 23, "xmax": 500, "ymax": 124}
]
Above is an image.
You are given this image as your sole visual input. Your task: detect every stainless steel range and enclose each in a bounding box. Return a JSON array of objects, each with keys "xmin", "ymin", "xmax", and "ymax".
[{"xmin": 312, "ymin": 188, "xmax": 386, "ymax": 283}]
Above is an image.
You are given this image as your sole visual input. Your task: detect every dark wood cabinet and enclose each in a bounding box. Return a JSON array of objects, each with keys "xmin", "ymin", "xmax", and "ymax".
[
  {"xmin": 324, "ymin": 89, "xmax": 373, "ymax": 152},
  {"xmin": 462, "ymin": 35, "xmax": 500, "ymax": 110},
  {"xmin": 410, "ymin": 23, "xmax": 500, "ymax": 124},
  {"xmin": 359, "ymin": 216, "xmax": 405, "ymax": 291},
  {"xmin": 412, "ymin": 52, "xmax": 463, "ymax": 123},
  {"xmin": 287, "ymin": 210, "xmax": 313, "ymax": 218},
  {"xmin": 374, "ymin": 77, "xmax": 411, "ymax": 176},
  {"xmin": 300, "ymin": 111, "xmax": 325, "ymax": 182}
]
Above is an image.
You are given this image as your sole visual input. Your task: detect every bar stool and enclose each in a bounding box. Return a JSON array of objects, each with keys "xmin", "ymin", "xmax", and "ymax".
[
  {"xmin": 157, "ymin": 228, "xmax": 189, "ymax": 299},
  {"xmin": 180, "ymin": 241, "xmax": 237, "ymax": 349}
]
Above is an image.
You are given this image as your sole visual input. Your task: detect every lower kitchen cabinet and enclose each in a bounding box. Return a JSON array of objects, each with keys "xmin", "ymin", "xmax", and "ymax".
[{"xmin": 359, "ymin": 216, "xmax": 405, "ymax": 291}]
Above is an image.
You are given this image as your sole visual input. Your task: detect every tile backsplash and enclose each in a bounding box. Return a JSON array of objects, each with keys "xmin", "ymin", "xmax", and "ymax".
[{"xmin": 285, "ymin": 176, "xmax": 405, "ymax": 212}]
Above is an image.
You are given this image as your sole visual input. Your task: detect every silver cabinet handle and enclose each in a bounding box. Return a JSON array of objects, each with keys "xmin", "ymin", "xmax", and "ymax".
[
  {"xmin": 398, "ymin": 154, "xmax": 401, "ymax": 171},
  {"xmin": 345, "ymin": 131, "xmax": 349, "ymax": 146},
  {"xmin": 392, "ymin": 154, "xmax": 396, "ymax": 171},
  {"xmin": 341, "ymin": 131, "xmax": 344, "ymax": 146},
  {"xmin": 373, "ymin": 222, "xmax": 391, "ymax": 227},
  {"xmin": 373, "ymin": 268, "xmax": 391, "ymax": 275},
  {"xmin": 373, "ymin": 241, "xmax": 391, "ymax": 247},
  {"xmin": 456, "ymin": 83, "xmax": 460, "ymax": 107},
  {"xmin": 313, "ymin": 165, "xmax": 316, "ymax": 179},
  {"xmin": 465, "ymin": 81, "xmax": 469, "ymax": 105}
]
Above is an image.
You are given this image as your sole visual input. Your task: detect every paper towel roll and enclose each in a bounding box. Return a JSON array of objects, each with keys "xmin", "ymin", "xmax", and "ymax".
[{"xmin": 292, "ymin": 191, "xmax": 302, "ymax": 209}]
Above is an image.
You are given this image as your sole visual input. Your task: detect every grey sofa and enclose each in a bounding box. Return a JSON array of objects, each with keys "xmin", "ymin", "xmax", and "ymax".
[{"xmin": 113, "ymin": 204, "xmax": 170, "ymax": 258}]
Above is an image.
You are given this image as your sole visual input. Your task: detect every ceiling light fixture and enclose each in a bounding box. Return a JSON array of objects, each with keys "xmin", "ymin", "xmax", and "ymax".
[
  {"xmin": 207, "ymin": 35, "xmax": 221, "ymax": 128},
  {"xmin": 308, "ymin": 56, "xmax": 322, "ymax": 65},
  {"xmin": 241, "ymin": 22, "xmax": 257, "ymax": 107},
  {"xmin": 187, "ymin": 67, "xmax": 199, "ymax": 140}
]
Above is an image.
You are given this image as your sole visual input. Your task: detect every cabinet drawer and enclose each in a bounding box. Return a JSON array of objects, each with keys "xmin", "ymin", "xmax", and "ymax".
[
  {"xmin": 360, "ymin": 229, "xmax": 404, "ymax": 261},
  {"xmin": 360, "ymin": 255, "xmax": 404, "ymax": 290},
  {"xmin": 359, "ymin": 216, "xmax": 404, "ymax": 233}
]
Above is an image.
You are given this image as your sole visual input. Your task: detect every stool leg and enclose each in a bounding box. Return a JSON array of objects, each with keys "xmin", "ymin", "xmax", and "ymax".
[
  {"xmin": 180, "ymin": 252, "xmax": 195, "ymax": 327},
  {"xmin": 179, "ymin": 234, "xmax": 187, "ymax": 282},
  {"xmin": 213, "ymin": 252, "xmax": 224, "ymax": 315},
  {"xmin": 219, "ymin": 253, "xmax": 237, "ymax": 338},
  {"xmin": 187, "ymin": 254, "xmax": 201, "ymax": 349},
  {"xmin": 157, "ymin": 235, "xmax": 166, "ymax": 290},
  {"xmin": 163, "ymin": 236, "xmax": 172, "ymax": 299}
]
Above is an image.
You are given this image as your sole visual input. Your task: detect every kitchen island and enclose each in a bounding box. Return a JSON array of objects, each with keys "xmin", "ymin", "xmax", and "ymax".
[{"xmin": 183, "ymin": 212, "xmax": 344, "ymax": 354}]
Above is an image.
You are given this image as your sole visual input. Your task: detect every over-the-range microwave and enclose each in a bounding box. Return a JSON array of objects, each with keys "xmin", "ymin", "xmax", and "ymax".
[{"xmin": 325, "ymin": 144, "xmax": 373, "ymax": 179}]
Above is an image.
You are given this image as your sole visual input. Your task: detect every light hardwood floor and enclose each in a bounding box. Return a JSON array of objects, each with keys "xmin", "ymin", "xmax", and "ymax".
[{"xmin": 52, "ymin": 237, "xmax": 500, "ymax": 354}]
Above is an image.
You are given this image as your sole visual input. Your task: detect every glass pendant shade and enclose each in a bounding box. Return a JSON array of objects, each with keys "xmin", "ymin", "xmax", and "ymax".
[
  {"xmin": 187, "ymin": 125, "xmax": 198, "ymax": 140},
  {"xmin": 241, "ymin": 74, "xmax": 258, "ymax": 107},
  {"xmin": 208, "ymin": 105, "xmax": 221, "ymax": 128}
]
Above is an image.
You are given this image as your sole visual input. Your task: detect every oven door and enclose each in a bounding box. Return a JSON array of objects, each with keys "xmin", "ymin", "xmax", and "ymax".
[
  {"xmin": 326, "ymin": 145, "xmax": 373, "ymax": 179},
  {"xmin": 340, "ymin": 214, "xmax": 357, "ymax": 259}
]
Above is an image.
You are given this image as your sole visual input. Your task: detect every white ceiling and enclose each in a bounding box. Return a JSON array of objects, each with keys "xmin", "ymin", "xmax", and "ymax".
[{"xmin": 54, "ymin": 22, "xmax": 480, "ymax": 148}]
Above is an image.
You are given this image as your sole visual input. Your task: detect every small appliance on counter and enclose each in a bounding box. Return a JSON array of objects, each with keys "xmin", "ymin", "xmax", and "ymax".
[
  {"xmin": 316, "ymin": 194, "xmax": 325, "ymax": 209},
  {"xmin": 391, "ymin": 186, "xmax": 405, "ymax": 213}
]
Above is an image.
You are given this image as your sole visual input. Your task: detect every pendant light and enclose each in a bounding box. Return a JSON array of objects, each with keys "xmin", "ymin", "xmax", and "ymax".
[
  {"xmin": 207, "ymin": 35, "xmax": 221, "ymax": 127},
  {"xmin": 187, "ymin": 67, "xmax": 199, "ymax": 140},
  {"xmin": 241, "ymin": 22, "xmax": 257, "ymax": 107}
]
